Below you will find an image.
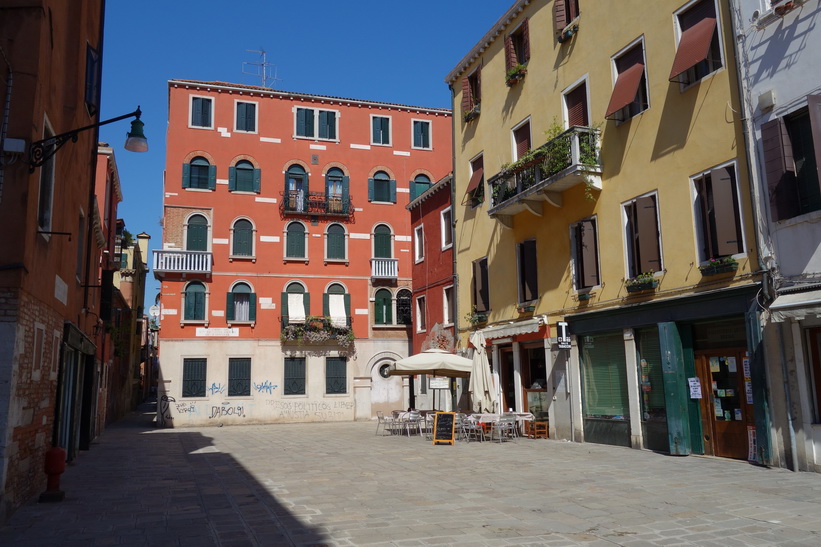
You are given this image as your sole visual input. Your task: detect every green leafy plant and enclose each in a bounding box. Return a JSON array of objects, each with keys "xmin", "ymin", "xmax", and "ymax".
[
  {"xmin": 465, "ymin": 306, "xmax": 488, "ymax": 326},
  {"xmin": 463, "ymin": 104, "xmax": 480, "ymax": 122},
  {"xmin": 280, "ymin": 316, "xmax": 355, "ymax": 348},
  {"xmin": 699, "ymin": 256, "xmax": 738, "ymax": 275},
  {"xmin": 505, "ymin": 63, "xmax": 528, "ymax": 86},
  {"xmin": 625, "ymin": 271, "xmax": 657, "ymax": 288}
]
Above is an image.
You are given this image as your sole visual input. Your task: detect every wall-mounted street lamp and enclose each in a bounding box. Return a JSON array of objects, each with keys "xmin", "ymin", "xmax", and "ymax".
[{"xmin": 28, "ymin": 106, "xmax": 147, "ymax": 172}]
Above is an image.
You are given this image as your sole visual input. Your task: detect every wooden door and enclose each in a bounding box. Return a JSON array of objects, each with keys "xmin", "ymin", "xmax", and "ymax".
[{"xmin": 695, "ymin": 349, "xmax": 751, "ymax": 460}]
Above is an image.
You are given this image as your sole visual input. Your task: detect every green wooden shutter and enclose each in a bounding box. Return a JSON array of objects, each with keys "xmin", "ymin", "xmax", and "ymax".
[
  {"xmin": 208, "ymin": 165, "xmax": 217, "ymax": 190},
  {"xmin": 249, "ymin": 293, "xmax": 256, "ymax": 322},
  {"xmin": 389, "ymin": 179, "xmax": 396, "ymax": 203},
  {"xmin": 344, "ymin": 293, "xmax": 351, "ymax": 319},
  {"xmin": 226, "ymin": 293, "xmax": 235, "ymax": 321},
  {"xmin": 323, "ymin": 293, "xmax": 330, "ymax": 317},
  {"xmin": 297, "ymin": 108, "xmax": 306, "ymax": 136},
  {"xmin": 182, "ymin": 163, "xmax": 191, "ymax": 188},
  {"xmin": 228, "ymin": 166, "xmax": 237, "ymax": 191},
  {"xmin": 375, "ymin": 293, "xmax": 384, "ymax": 324},
  {"xmin": 413, "ymin": 121, "xmax": 422, "ymax": 147},
  {"xmin": 368, "ymin": 178, "xmax": 374, "ymax": 201},
  {"xmin": 372, "ymin": 116, "xmax": 380, "ymax": 142},
  {"xmin": 580, "ymin": 332, "xmax": 628, "ymax": 417},
  {"xmin": 341, "ymin": 176, "xmax": 350, "ymax": 213},
  {"xmin": 253, "ymin": 169, "xmax": 261, "ymax": 193},
  {"xmin": 303, "ymin": 293, "xmax": 310, "ymax": 317},
  {"xmin": 281, "ymin": 292, "xmax": 289, "ymax": 326}
]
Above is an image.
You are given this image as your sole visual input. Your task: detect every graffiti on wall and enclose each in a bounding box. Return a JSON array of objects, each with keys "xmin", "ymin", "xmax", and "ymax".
[
  {"xmin": 267, "ymin": 399, "xmax": 354, "ymax": 420},
  {"xmin": 253, "ymin": 380, "xmax": 277, "ymax": 394}
]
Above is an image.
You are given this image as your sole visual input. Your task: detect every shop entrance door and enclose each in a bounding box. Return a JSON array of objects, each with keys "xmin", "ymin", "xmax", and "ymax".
[
  {"xmin": 695, "ymin": 349, "xmax": 752, "ymax": 460},
  {"xmin": 499, "ymin": 347, "xmax": 515, "ymax": 412}
]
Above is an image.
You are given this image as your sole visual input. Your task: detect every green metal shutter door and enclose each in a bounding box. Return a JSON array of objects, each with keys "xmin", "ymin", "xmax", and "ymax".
[{"xmin": 581, "ymin": 332, "xmax": 629, "ymax": 417}]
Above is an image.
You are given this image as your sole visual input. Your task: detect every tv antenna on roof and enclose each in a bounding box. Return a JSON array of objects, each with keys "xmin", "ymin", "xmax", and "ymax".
[{"xmin": 242, "ymin": 48, "xmax": 281, "ymax": 89}]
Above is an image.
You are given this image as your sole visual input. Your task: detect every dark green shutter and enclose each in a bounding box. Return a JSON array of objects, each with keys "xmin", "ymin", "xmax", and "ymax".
[
  {"xmin": 249, "ymin": 293, "xmax": 256, "ymax": 322},
  {"xmin": 228, "ymin": 166, "xmax": 237, "ymax": 191},
  {"xmin": 297, "ymin": 108, "xmax": 306, "ymax": 136},
  {"xmin": 182, "ymin": 358, "xmax": 207, "ymax": 397},
  {"xmin": 580, "ymin": 332, "xmax": 629, "ymax": 417},
  {"xmin": 253, "ymin": 169, "xmax": 261, "ymax": 193},
  {"xmin": 303, "ymin": 293, "xmax": 310, "ymax": 317},
  {"xmin": 341, "ymin": 176, "xmax": 350, "ymax": 213},
  {"xmin": 410, "ymin": 180, "xmax": 418, "ymax": 201},
  {"xmin": 375, "ymin": 293, "xmax": 384, "ymax": 324},
  {"xmin": 182, "ymin": 163, "xmax": 191, "ymax": 188},
  {"xmin": 227, "ymin": 293, "xmax": 235, "ymax": 321},
  {"xmin": 323, "ymin": 293, "xmax": 330, "ymax": 316},
  {"xmin": 305, "ymin": 109, "xmax": 314, "ymax": 137},
  {"xmin": 657, "ymin": 322, "xmax": 691, "ymax": 456},
  {"xmin": 372, "ymin": 116, "xmax": 380, "ymax": 142},
  {"xmin": 208, "ymin": 164, "xmax": 217, "ymax": 190},
  {"xmin": 389, "ymin": 179, "xmax": 396, "ymax": 203},
  {"xmin": 281, "ymin": 292, "xmax": 289, "ymax": 326},
  {"xmin": 344, "ymin": 293, "xmax": 351, "ymax": 319},
  {"xmin": 368, "ymin": 178, "xmax": 374, "ymax": 201},
  {"xmin": 414, "ymin": 121, "xmax": 422, "ymax": 147}
]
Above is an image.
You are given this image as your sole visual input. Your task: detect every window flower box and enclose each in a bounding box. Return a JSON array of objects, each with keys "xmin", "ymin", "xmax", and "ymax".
[
  {"xmin": 280, "ymin": 316, "xmax": 355, "ymax": 348},
  {"xmin": 505, "ymin": 64, "xmax": 528, "ymax": 87},
  {"xmin": 463, "ymin": 104, "xmax": 480, "ymax": 122},
  {"xmin": 517, "ymin": 305, "xmax": 535, "ymax": 313},
  {"xmin": 625, "ymin": 273, "xmax": 658, "ymax": 293},
  {"xmin": 699, "ymin": 257, "xmax": 738, "ymax": 276}
]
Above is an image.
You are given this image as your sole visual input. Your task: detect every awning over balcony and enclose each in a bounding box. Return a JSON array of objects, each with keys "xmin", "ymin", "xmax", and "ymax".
[
  {"xmin": 605, "ymin": 63, "xmax": 645, "ymax": 119},
  {"xmin": 769, "ymin": 289, "xmax": 821, "ymax": 322},
  {"xmin": 669, "ymin": 17, "xmax": 717, "ymax": 80}
]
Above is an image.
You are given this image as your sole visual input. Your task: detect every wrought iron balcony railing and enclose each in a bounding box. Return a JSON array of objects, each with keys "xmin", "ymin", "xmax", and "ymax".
[
  {"xmin": 280, "ymin": 191, "xmax": 353, "ymax": 218},
  {"xmin": 152, "ymin": 250, "xmax": 212, "ymax": 276},
  {"xmin": 488, "ymin": 126, "xmax": 602, "ymax": 222}
]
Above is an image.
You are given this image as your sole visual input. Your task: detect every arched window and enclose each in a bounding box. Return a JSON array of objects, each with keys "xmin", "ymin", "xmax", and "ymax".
[
  {"xmin": 183, "ymin": 156, "xmax": 214, "ymax": 190},
  {"xmin": 326, "ymin": 223, "xmax": 346, "ymax": 260},
  {"xmin": 326, "ymin": 167, "xmax": 348, "ymax": 214},
  {"xmin": 286, "ymin": 164, "xmax": 308, "ymax": 212},
  {"xmin": 230, "ymin": 160, "xmax": 259, "ymax": 193},
  {"xmin": 411, "ymin": 174, "xmax": 431, "ymax": 201},
  {"xmin": 324, "ymin": 283, "xmax": 350, "ymax": 327},
  {"xmin": 186, "ymin": 214, "xmax": 209, "ymax": 251},
  {"xmin": 232, "ymin": 218, "xmax": 254, "ymax": 257},
  {"xmin": 369, "ymin": 170, "xmax": 395, "ymax": 203},
  {"xmin": 227, "ymin": 282, "xmax": 255, "ymax": 322},
  {"xmin": 396, "ymin": 289, "xmax": 412, "ymax": 325},
  {"xmin": 285, "ymin": 222, "xmax": 306, "ymax": 259},
  {"xmin": 282, "ymin": 282, "xmax": 308, "ymax": 326},
  {"xmin": 373, "ymin": 224, "xmax": 392, "ymax": 258},
  {"xmin": 183, "ymin": 281, "xmax": 206, "ymax": 321},
  {"xmin": 374, "ymin": 288, "xmax": 393, "ymax": 325}
]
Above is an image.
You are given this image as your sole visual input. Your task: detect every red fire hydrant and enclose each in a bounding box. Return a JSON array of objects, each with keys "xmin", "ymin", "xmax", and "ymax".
[{"xmin": 39, "ymin": 446, "xmax": 67, "ymax": 502}]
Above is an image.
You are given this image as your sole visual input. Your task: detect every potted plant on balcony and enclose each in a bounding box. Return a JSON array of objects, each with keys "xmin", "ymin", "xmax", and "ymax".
[
  {"xmin": 699, "ymin": 256, "xmax": 738, "ymax": 276},
  {"xmin": 281, "ymin": 316, "xmax": 355, "ymax": 348},
  {"xmin": 625, "ymin": 272, "xmax": 658, "ymax": 293},
  {"xmin": 465, "ymin": 306, "xmax": 488, "ymax": 327},
  {"xmin": 505, "ymin": 63, "xmax": 528, "ymax": 87},
  {"xmin": 463, "ymin": 104, "xmax": 480, "ymax": 122}
]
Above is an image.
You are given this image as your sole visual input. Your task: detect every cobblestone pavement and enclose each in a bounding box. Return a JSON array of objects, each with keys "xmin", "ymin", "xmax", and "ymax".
[{"xmin": 3, "ymin": 405, "xmax": 821, "ymax": 546}]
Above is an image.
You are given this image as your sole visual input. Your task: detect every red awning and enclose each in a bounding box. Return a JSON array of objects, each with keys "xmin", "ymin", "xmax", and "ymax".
[
  {"xmin": 669, "ymin": 17, "xmax": 717, "ymax": 80},
  {"xmin": 465, "ymin": 167, "xmax": 484, "ymax": 195},
  {"xmin": 605, "ymin": 63, "xmax": 645, "ymax": 119}
]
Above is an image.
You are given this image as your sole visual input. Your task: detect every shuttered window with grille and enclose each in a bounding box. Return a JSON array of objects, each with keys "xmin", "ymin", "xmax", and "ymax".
[
  {"xmin": 284, "ymin": 358, "xmax": 306, "ymax": 395},
  {"xmin": 182, "ymin": 358, "xmax": 207, "ymax": 397},
  {"xmin": 326, "ymin": 357, "xmax": 347, "ymax": 394},
  {"xmin": 228, "ymin": 358, "xmax": 251, "ymax": 396},
  {"xmin": 580, "ymin": 333, "xmax": 628, "ymax": 418}
]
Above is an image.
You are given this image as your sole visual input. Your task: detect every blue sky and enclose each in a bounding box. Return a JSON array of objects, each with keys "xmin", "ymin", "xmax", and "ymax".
[{"xmin": 99, "ymin": 0, "xmax": 508, "ymax": 307}]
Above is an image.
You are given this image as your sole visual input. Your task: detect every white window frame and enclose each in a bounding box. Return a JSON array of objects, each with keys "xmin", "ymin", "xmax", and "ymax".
[
  {"xmin": 411, "ymin": 118, "xmax": 432, "ymax": 150},
  {"xmin": 689, "ymin": 160, "xmax": 746, "ymax": 265},
  {"xmin": 181, "ymin": 281, "xmax": 209, "ymax": 326},
  {"xmin": 37, "ymin": 118, "xmax": 56, "ymax": 235},
  {"xmin": 561, "ymin": 75, "xmax": 591, "ymax": 129},
  {"xmin": 442, "ymin": 285, "xmax": 454, "ymax": 326},
  {"xmin": 511, "ymin": 117, "xmax": 532, "ymax": 161},
  {"xmin": 324, "ymin": 223, "xmax": 349, "ymax": 265},
  {"xmin": 414, "ymin": 224, "xmax": 425, "ymax": 263},
  {"xmin": 415, "ymin": 295, "xmax": 427, "ymax": 333},
  {"xmin": 673, "ymin": 0, "xmax": 725, "ymax": 91},
  {"xmin": 370, "ymin": 114, "xmax": 392, "ymax": 146},
  {"xmin": 468, "ymin": 152, "xmax": 485, "ymax": 209},
  {"xmin": 621, "ymin": 191, "xmax": 664, "ymax": 280},
  {"xmin": 183, "ymin": 212, "xmax": 212, "ymax": 252},
  {"xmin": 229, "ymin": 216, "xmax": 256, "ymax": 262},
  {"xmin": 293, "ymin": 107, "xmax": 340, "ymax": 142},
  {"xmin": 283, "ymin": 220, "xmax": 310, "ymax": 263},
  {"xmin": 234, "ymin": 99, "xmax": 259, "ymax": 134},
  {"xmin": 189, "ymin": 95, "xmax": 214, "ymax": 130},
  {"xmin": 440, "ymin": 207, "xmax": 453, "ymax": 250},
  {"xmin": 569, "ymin": 215, "xmax": 602, "ymax": 293}
]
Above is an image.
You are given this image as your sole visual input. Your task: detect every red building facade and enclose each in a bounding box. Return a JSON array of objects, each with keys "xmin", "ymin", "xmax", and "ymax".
[{"xmin": 156, "ymin": 80, "xmax": 451, "ymax": 425}]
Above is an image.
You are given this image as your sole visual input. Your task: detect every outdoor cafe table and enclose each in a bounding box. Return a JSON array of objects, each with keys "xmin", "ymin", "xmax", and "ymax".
[{"xmin": 471, "ymin": 412, "xmax": 535, "ymax": 436}]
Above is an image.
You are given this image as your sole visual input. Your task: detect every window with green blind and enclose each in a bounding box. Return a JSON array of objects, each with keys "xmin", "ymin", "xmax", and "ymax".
[
  {"xmin": 229, "ymin": 160, "xmax": 260, "ymax": 193},
  {"xmin": 413, "ymin": 120, "xmax": 431, "ymax": 149},
  {"xmin": 182, "ymin": 358, "xmax": 207, "ymax": 397},
  {"xmin": 374, "ymin": 289, "xmax": 392, "ymax": 325},
  {"xmin": 296, "ymin": 108, "xmax": 315, "ymax": 138},
  {"xmin": 191, "ymin": 97, "xmax": 212, "ymax": 128},
  {"xmin": 318, "ymin": 110, "xmax": 336, "ymax": 140},
  {"xmin": 372, "ymin": 116, "xmax": 390, "ymax": 145},
  {"xmin": 410, "ymin": 174, "xmax": 431, "ymax": 201},
  {"xmin": 183, "ymin": 282, "xmax": 206, "ymax": 321},
  {"xmin": 183, "ymin": 157, "xmax": 215, "ymax": 190},
  {"xmin": 326, "ymin": 224, "xmax": 346, "ymax": 260},
  {"xmin": 369, "ymin": 172, "xmax": 396, "ymax": 203},
  {"xmin": 227, "ymin": 282, "xmax": 255, "ymax": 322},
  {"xmin": 284, "ymin": 357, "xmax": 306, "ymax": 395},
  {"xmin": 286, "ymin": 222, "xmax": 306, "ymax": 258},
  {"xmin": 373, "ymin": 224, "xmax": 392, "ymax": 258},
  {"xmin": 236, "ymin": 101, "xmax": 256, "ymax": 132},
  {"xmin": 228, "ymin": 358, "xmax": 251, "ymax": 396},
  {"xmin": 186, "ymin": 214, "xmax": 209, "ymax": 251},
  {"xmin": 636, "ymin": 327, "xmax": 666, "ymax": 419},
  {"xmin": 580, "ymin": 332, "xmax": 629, "ymax": 418},
  {"xmin": 326, "ymin": 357, "xmax": 347, "ymax": 394},
  {"xmin": 232, "ymin": 219, "xmax": 253, "ymax": 256}
]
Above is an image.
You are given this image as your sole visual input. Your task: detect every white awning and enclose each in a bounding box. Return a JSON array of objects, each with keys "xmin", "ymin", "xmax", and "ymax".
[
  {"xmin": 769, "ymin": 290, "xmax": 821, "ymax": 322},
  {"xmin": 480, "ymin": 318, "xmax": 543, "ymax": 340}
]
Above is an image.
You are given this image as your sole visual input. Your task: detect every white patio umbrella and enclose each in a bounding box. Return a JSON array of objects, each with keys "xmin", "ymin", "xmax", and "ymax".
[
  {"xmin": 469, "ymin": 331, "xmax": 498, "ymax": 413},
  {"xmin": 388, "ymin": 348, "xmax": 472, "ymax": 378}
]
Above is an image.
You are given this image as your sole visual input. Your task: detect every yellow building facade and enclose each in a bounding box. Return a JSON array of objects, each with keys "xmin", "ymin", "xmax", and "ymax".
[{"xmin": 448, "ymin": 0, "xmax": 769, "ymax": 462}]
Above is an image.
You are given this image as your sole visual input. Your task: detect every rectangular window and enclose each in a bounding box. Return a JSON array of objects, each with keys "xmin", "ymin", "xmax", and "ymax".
[
  {"xmin": 461, "ymin": 68, "xmax": 481, "ymax": 118},
  {"xmin": 284, "ymin": 357, "xmax": 306, "ymax": 395},
  {"xmin": 371, "ymin": 115, "xmax": 391, "ymax": 145},
  {"xmin": 513, "ymin": 121, "xmax": 531, "ymax": 160},
  {"xmin": 443, "ymin": 286, "xmax": 454, "ymax": 325},
  {"xmin": 670, "ymin": 0, "xmax": 722, "ymax": 86},
  {"xmin": 606, "ymin": 42, "xmax": 648, "ymax": 122},
  {"xmin": 505, "ymin": 19, "xmax": 530, "ymax": 70},
  {"xmin": 84, "ymin": 45, "xmax": 101, "ymax": 117},
  {"xmin": 564, "ymin": 81, "xmax": 590, "ymax": 127},
  {"xmin": 416, "ymin": 296, "xmax": 427, "ymax": 332},
  {"xmin": 296, "ymin": 108, "xmax": 315, "ymax": 138},
  {"xmin": 228, "ymin": 358, "xmax": 251, "ymax": 396},
  {"xmin": 412, "ymin": 120, "xmax": 431, "ymax": 149},
  {"xmin": 37, "ymin": 125, "xmax": 55, "ymax": 231},
  {"xmin": 235, "ymin": 101, "xmax": 257, "ymax": 132},
  {"xmin": 580, "ymin": 333, "xmax": 629, "ymax": 419},
  {"xmin": 414, "ymin": 225, "xmax": 424, "ymax": 262},
  {"xmin": 370, "ymin": 176, "xmax": 395, "ymax": 203},
  {"xmin": 440, "ymin": 207, "xmax": 453, "ymax": 249},
  {"xmin": 763, "ymin": 97, "xmax": 821, "ymax": 221},
  {"xmin": 473, "ymin": 257, "xmax": 490, "ymax": 313},
  {"xmin": 555, "ymin": 0, "xmax": 580, "ymax": 31},
  {"xmin": 318, "ymin": 110, "xmax": 336, "ymax": 140},
  {"xmin": 466, "ymin": 155, "xmax": 485, "ymax": 207},
  {"xmin": 191, "ymin": 96, "xmax": 213, "ymax": 128},
  {"xmin": 296, "ymin": 108, "xmax": 337, "ymax": 140},
  {"xmin": 182, "ymin": 358, "xmax": 207, "ymax": 397},
  {"xmin": 33, "ymin": 325, "xmax": 45, "ymax": 373},
  {"xmin": 693, "ymin": 164, "xmax": 744, "ymax": 261},
  {"xmin": 572, "ymin": 217, "xmax": 600, "ymax": 290},
  {"xmin": 517, "ymin": 239, "xmax": 538, "ymax": 303},
  {"xmin": 326, "ymin": 357, "xmax": 347, "ymax": 394},
  {"xmin": 76, "ymin": 213, "xmax": 86, "ymax": 280},
  {"xmin": 624, "ymin": 194, "xmax": 662, "ymax": 278}
]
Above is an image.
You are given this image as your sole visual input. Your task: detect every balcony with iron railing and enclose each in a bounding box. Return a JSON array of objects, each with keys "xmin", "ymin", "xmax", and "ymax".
[
  {"xmin": 371, "ymin": 258, "xmax": 398, "ymax": 280},
  {"xmin": 488, "ymin": 126, "xmax": 602, "ymax": 226},
  {"xmin": 280, "ymin": 191, "xmax": 353, "ymax": 218},
  {"xmin": 152, "ymin": 250, "xmax": 212, "ymax": 278}
]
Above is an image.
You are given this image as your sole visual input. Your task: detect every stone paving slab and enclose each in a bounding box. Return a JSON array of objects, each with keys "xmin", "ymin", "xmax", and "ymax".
[{"xmin": 2, "ymin": 405, "xmax": 821, "ymax": 546}]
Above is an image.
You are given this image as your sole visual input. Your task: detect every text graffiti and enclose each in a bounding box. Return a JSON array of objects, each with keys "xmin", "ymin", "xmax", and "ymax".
[
  {"xmin": 207, "ymin": 382, "xmax": 226, "ymax": 395},
  {"xmin": 209, "ymin": 404, "xmax": 246, "ymax": 419},
  {"xmin": 254, "ymin": 380, "xmax": 278, "ymax": 394}
]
